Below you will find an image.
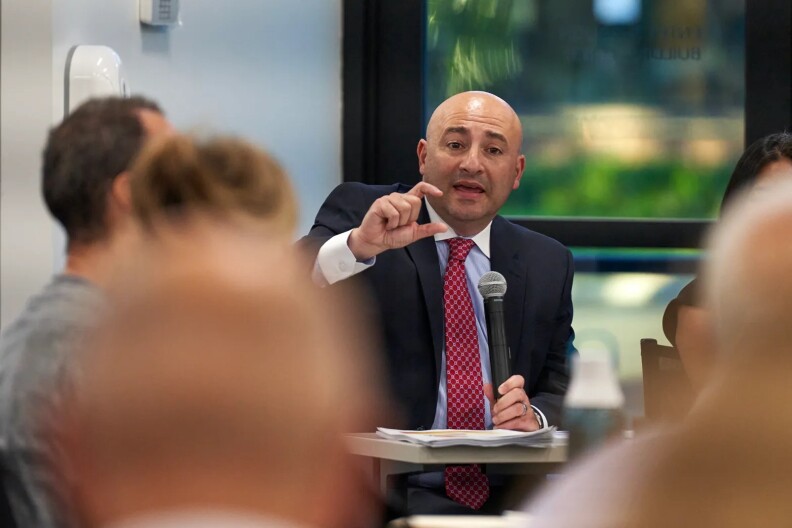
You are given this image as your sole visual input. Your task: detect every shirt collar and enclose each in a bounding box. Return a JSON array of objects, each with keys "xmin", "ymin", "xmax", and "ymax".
[{"xmin": 424, "ymin": 199, "xmax": 492, "ymax": 258}]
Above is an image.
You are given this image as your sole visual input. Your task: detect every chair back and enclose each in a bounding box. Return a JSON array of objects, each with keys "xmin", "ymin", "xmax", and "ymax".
[{"xmin": 640, "ymin": 338, "xmax": 694, "ymax": 422}]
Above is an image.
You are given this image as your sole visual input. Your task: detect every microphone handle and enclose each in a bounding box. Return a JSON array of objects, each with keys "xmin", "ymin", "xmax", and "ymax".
[{"xmin": 483, "ymin": 297, "xmax": 511, "ymax": 399}]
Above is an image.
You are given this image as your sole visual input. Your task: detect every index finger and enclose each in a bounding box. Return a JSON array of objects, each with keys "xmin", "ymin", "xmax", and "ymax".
[
  {"xmin": 497, "ymin": 374, "xmax": 526, "ymax": 397},
  {"xmin": 407, "ymin": 181, "xmax": 443, "ymax": 198}
]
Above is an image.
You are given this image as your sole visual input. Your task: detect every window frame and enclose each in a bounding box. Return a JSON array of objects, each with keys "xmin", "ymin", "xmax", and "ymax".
[{"xmin": 343, "ymin": 0, "xmax": 792, "ymax": 249}]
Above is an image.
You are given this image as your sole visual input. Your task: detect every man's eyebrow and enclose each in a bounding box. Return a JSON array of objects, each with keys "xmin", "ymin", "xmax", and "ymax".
[
  {"xmin": 441, "ymin": 126, "xmax": 509, "ymax": 144},
  {"xmin": 485, "ymin": 130, "xmax": 508, "ymax": 144},
  {"xmin": 442, "ymin": 126, "xmax": 470, "ymax": 136}
]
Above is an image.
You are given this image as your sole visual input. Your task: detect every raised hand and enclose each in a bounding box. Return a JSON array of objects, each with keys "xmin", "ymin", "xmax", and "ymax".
[{"xmin": 347, "ymin": 182, "xmax": 448, "ymax": 261}]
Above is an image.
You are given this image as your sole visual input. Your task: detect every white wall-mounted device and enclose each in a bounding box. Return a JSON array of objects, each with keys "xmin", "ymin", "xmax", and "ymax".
[
  {"xmin": 66, "ymin": 45, "xmax": 128, "ymax": 115},
  {"xmin": 140, "ymin": 0, "xmax": 180, "ymax": 26}
]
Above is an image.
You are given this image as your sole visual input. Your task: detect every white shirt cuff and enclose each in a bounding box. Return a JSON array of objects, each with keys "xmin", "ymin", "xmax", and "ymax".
[
  {"xmin": 531, "ymin": 405, "xmax": 547, "ymax": 429},
  {"xmin": 312, "ymin": 230, "xmax": 375, "ymax": 286}
]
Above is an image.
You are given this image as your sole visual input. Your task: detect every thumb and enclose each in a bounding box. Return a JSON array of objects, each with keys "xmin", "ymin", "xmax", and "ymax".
[
  {"xmin": 483, "ymin": 383, "xmax": 495, "ymax": 408},
  {"xmin": 413, "ymin": 222, "xmax": 448, "ymax": 241}
]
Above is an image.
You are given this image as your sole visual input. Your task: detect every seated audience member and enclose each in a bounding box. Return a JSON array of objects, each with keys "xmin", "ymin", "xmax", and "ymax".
[
  {"xmin": 526, "ymin": 181, "xmax": 792, "ymax": 527},
  {"xmin": 128, "ymin": 133, "xmax": 297, "ymax": 238},
  {"xmin": 54, "ymin": 223, "xmax": 386, "ymax": 528},
  {"xmin": 114, "ymin": 134, "xmax": 391, "ymax": 526},
  {"xmin": 302, "ymin": 91, "xmax": 574, "ymax": 514},
  {"xmin": 0, "ymin": 96, "xmax": 171, "ymax": 528},
  {"xmin": 663, "ymin": 132, "xmax": 792, "ymax": 393}
]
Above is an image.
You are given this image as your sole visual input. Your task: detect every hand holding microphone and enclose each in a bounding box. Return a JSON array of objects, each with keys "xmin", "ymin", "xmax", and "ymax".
[
  {"xmin": 478, "ymin": 271, "xmax": 541, "ymax": 431},
  {"xmin": 478, "ymin": 271, "xmax": 511, "ymax": 395}
]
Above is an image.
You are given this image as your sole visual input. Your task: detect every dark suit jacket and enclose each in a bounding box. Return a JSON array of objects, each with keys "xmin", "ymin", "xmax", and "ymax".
[{"xmin": 301, "ymin": 182, "xmax": 574, "ymax": 429}]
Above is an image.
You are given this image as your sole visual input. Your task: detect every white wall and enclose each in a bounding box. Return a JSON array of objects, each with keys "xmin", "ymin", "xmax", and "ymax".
[
  {"xmin": 1, "ymin": 0, "xmax": 56, "ymax": 330},
  {"xmin": 1, "ymin": 0, "xmax": 342, "ymax": 329}
]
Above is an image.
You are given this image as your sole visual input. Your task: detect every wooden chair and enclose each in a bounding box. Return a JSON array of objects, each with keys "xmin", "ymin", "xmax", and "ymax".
[{"xmin": 640, "ymin": 338, "xmax": 695, "ymax": 422}]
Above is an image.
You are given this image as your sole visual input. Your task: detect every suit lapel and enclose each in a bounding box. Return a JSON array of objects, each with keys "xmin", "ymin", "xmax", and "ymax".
[
  {"xmin": 490, "ymin": 217, "xmax": 527, "ymax": 370},
  {"xmin": 405, "ymin": 204, "xmax": 445, "ymax": 385}
]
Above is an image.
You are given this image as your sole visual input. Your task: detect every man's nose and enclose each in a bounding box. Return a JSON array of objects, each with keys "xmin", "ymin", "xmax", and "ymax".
[{"xmin": 459, "ymin": 147, "xmax": 483, "ymax": 174}]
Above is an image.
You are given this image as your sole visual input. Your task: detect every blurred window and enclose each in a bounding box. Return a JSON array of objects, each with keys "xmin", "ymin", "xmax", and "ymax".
[
  {"xmin": 570, "ymin": 248, "xmax": 696, "ymax": 415},
  {"xmin": 426, "ymin": 0, "xmax": 745, "ymax": 220},
  {"xmin": 344, "ymin": 0, "xmax": 784, "ymax": 416}
]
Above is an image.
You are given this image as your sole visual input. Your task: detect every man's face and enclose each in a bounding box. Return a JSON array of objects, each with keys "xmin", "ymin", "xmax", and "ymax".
[{"xmin": 418, "ymin": 92, "xmax": 525, "ymax": 236}]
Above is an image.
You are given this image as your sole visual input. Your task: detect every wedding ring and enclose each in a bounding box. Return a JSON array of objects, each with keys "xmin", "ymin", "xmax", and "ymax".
[{"xmin": 520, "ymin": 402, "xmax": 528, "ymax": 417}]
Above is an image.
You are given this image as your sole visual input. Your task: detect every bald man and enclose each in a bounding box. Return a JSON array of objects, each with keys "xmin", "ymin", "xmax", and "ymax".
[
  {"xmin": 302, "ymin": 91, "xmax": 574, "ymax": 513},
  {"xmin": 57, "ymin": 220, "xmax": 385, "ymax": 528}
]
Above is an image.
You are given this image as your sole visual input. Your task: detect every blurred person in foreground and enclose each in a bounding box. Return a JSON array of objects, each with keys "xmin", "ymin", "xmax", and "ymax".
[
  {"xmin": 663, "ymin": 132, "xmax": 792, "ymax": 396},
  {"xmin": 109, "ymin": 133, "xmax": 389, "ymax": 526},
  {"xmin": 54, "ymin": 222, "xmax": 386, "ymax": 528},
  {"xmin": 0, "ymin": 96, "xmax": 171, "ymax": 528},
  {"xmin": 525, "ymin": 180, "xmax": 792, "ymax": 527}
]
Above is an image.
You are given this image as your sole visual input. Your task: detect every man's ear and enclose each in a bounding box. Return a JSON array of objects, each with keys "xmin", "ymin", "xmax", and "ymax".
[
  {"xmin": 512, "ymin": 154, "xmax": 526, "ymax": 190},
  {"xmin": 111, "ymin": 172, "xmax": 132, "ymax": 212},
  {"xmin": 417, "ymin": 139, "xmax": 428, "ymax": 176}
]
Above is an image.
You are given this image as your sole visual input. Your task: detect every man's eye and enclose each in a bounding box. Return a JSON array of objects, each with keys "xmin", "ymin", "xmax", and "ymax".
[
  {"xmin": 448, "ymin": 142, "xmax": 463, "ymax": 149},
  {"xmin": 487, "ymin": 147, "xmax": 503, "ymax": 155}
]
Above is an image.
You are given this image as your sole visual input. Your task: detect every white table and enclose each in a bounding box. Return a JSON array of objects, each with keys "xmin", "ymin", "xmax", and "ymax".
[
  {"xmin": 346, "ymin": 433, "xmax": 567, "ymax": 494},
  {"xmin": 388, "ymin": 512, "xmax": 532, "ymax": 527}
]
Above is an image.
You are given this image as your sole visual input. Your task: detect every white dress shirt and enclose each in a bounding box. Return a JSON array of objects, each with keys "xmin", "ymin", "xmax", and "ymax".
[{"xmin": 313, "ymin": 199, "xmax": 546, "ymax": 429}]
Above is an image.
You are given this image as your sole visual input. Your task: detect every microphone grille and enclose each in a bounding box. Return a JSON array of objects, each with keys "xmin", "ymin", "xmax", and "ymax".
[{"xmin": 478, "ymin": 271, "xmax": 507, "ymax": 299}]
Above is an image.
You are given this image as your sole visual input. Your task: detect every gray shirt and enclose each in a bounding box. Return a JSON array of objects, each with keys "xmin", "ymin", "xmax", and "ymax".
[{"xmin": 0, "ymin": 275, "xmax": 103, "ymax": 528}]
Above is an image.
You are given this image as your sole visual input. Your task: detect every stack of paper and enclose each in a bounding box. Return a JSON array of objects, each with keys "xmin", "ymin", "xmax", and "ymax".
[{"xmin": 376, "ymin": 426, "xmax": 557, "ymax": 448}]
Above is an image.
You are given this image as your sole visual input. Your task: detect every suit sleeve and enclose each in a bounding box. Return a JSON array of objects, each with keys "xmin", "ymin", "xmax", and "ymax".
[
  {"xmin": 529, "ymin": 248, "xmax": 575, "ymax": 426},
  {"xmin": 296, "ymin": 182, "xmax": 371, "ymax": 264}
]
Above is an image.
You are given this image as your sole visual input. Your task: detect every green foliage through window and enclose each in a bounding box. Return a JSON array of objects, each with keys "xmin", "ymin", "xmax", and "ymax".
[{"xmin": 427, "ymin": 0, "xmax": 746, "ymax": 220}]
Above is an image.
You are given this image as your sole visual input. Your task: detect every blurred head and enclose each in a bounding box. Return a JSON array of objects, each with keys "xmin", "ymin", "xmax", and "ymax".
[
  {"xmin": 528, "ymin": 181, "xmax": 792, "ymax": 528},
  {"xmin": 42, "ymin": 96, "xmax": 171, "ymax": 247},
  {"xmin": 129, "ymin": 134, "xmax": 297, "ymax": 239},
  {"xmin": 720, "ymin": 132, "xmax": 792, "ymax": 214},
  {"xmin": 418, "ymin": 91, "xmax": 525, "ymax": 236},
  {"xmin": 705, "ymin": 180, "xmax": 792, "ymax": 361},
  {"xmin": 59, "ymin": 221, "xmax": 384, "ymax": 528}
]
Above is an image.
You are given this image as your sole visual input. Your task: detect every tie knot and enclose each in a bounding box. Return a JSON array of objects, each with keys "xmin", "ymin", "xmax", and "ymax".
[{"xmin": 447, "ymin": 237, "xmax": 475, "ymax": 262}]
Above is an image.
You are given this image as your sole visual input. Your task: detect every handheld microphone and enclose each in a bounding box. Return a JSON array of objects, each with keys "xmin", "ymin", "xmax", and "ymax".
[{"xmin": 477, "ymin": 271, "xmax": 510, "ymax": 400}]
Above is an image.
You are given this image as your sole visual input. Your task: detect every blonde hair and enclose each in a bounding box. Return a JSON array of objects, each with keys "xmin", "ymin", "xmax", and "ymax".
[{"xmin": 130, "ymin": 134, "xmax": 297, "ymax": 237}]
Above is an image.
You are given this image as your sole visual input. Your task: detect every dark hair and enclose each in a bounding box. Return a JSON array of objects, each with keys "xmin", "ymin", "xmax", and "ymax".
[
  {"xmin": 720, "ymin": 132, "xmax": 792, "ymax": 214},
  {"xmin": 42, "ymin": 96, "xmax": 164, "ymax": 245},
  {"xmin": 129, "ymin": 134, "xmax": 297, "ymax": 235}
]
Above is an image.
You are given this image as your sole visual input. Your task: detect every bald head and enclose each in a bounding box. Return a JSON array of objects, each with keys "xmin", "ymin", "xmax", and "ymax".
[{"xmin": 426, "ymin": 91, "xmax": 523, "ymax": 148}]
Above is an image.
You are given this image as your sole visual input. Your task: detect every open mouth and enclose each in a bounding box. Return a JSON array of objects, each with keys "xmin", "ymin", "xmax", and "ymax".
[{"xmin": 452, "ymin": 182, "xmax": 485, "ymax": 194}]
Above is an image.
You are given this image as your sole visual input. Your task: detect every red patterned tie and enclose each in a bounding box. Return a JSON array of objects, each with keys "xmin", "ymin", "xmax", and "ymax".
[{"xmin": 443, "ymin": 237, "xmax": 490, "ymax": 510}]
